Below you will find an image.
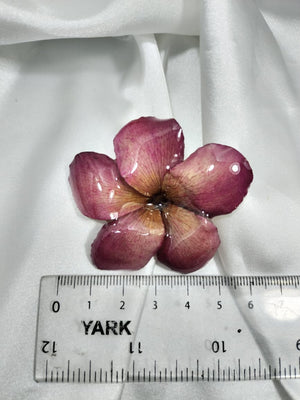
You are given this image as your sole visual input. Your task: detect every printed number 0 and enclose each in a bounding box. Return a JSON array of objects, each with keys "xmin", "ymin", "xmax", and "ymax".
[{"xmin": 51, "ymin": 301, "xmax": 60, "ymax": 313}]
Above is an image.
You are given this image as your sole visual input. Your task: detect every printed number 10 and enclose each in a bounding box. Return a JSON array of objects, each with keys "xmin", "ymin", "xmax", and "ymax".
[{"xmin": 212, "ymin": 340, "xmax": 227, "ymax": 353}]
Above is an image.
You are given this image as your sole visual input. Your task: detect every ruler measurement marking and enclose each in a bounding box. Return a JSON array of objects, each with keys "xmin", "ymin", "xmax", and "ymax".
[
  {"xmin": 56, "ymin": 276, "xmax": 60, "ymax": 296},
  {"xmin": 279, "ymin": 357, "xmax": 282, "ymax": 379},
  {"xmin": 45, "ymin": 360, "xmax": 48, "ymax": 382},
  {"xmin": 186, "ymin": 279, "xmax": 190, "ymax": 296},
  {"xmin": 36, "ymin": 275, "xmax": 300, "ymax": 384},
  {"xmin": 111, "ymin": 361, "xmax": 114, "ymax": 383},
  {"xmin": 218, "ymin": 279, "xmax": 221, "ymax": 296},
  {"xmin": 89, "ymin": 279, "xmax": 92, "ymax": 296},
  {"xmin": 249, "ymin": 280, "xmax": 253, "ymax": 296},
  {"xmin": 122, "ymin": 277, "xmax": 125, "ymax": 296},
  {"xmin": 132, "ymin": 361, "xmax": 135, "ymax": 382},
  {"xmin": 67, "ymin": 360, "xmax": 70, "ymax": 382},
  {"xmin": 258, "ymin": 358, "xmax": 262, "ymax": 379}
]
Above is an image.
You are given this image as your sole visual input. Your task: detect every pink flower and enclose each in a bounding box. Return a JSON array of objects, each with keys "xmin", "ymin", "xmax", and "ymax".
[{"xmin": 69, "ymin": 117, "xmax": 253, "ymax": 273}]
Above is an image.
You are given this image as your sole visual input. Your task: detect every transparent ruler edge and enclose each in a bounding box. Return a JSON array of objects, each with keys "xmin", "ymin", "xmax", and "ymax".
[
  {"xmin": 47, "ymin": 274, "xmax": 300, "ymax": 295},
  {"xmin": 34, "ymin": 274, "xmax": 300, "ymax": 384}
]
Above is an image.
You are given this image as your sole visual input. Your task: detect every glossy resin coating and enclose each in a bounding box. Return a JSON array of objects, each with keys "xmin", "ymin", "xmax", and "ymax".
[{"xmin": 69, "ymin": 117, "xmax": 253, "ymax": 273}]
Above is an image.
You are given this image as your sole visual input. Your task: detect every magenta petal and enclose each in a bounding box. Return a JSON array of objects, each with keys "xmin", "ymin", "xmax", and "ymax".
[
  {"xmin": 114, "ymin": 117, "xmax": 184, "ymax": 196},
  {"xmin": 69, "ymin": 152, "xmax": 147, "ymax": 220},
  {"xmin": 91, "ymin": 207, "xmax": 165, "ymax": 270},
  {"xmin": 157, "ymin": 205, "xmax": 220, "ymax": 273},
  {"xmin": 163, "ymin": 144, "xmax": 253, "ymax": 217}
]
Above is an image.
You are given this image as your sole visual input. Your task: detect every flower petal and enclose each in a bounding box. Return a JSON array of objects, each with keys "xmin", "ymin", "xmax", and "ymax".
[
  {"xmin": 162, "ymin": 144, "xmax": 253, "ymax": 217},
  {"xmin": 114, "ymin": 117, "xmax": 184, "ymax": 196},
  {"xmin": 69, "ymin": 152, "xmax": 147, "ymax": 220},
  {"xmin": 157, "ymin": 205, "xmax": 220, "ymax": 273},
  {"xmin": 91, "ymin": 207, "xmax": 165, "ymax": 270}
]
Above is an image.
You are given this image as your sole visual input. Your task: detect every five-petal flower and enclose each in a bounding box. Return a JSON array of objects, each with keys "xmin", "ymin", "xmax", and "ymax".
[{"xmin": 69, "ymin": 117, "xmax": 253, "ymax": 273}]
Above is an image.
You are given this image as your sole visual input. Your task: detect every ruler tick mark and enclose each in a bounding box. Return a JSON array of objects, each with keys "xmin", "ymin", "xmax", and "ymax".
[
  {"xmin": 67, "ymin": 360, "xmax": 70, "ymax": 382},
  {"xmin": 56, "ymin": 277, "xmax": 60, "ymax": 296},
  {"xmin": 45, "ymin": 360, "xmax": 48, "ymax": 382}
]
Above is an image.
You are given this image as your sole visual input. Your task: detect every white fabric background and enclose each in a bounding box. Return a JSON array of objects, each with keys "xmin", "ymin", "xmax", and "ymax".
[{"xmin": 0, "ymin": 0, "xmax": 300, "ymax": 399}]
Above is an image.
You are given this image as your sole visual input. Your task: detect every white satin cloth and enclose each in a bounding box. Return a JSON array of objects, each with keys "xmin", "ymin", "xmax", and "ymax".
[{"xmin": 1, "ymin": 1, "xmax": 300, "ymax": 399}]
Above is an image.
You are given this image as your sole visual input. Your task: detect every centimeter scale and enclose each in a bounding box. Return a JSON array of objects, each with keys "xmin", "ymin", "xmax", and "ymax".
[{"xmin": 34, "ymin": 275, "xmax": 300, "ymax": 383}]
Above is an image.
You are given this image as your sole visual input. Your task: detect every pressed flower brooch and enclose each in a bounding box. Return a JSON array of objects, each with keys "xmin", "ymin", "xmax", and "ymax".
[{"xmin": 69, "ymin": 117, "xmax": 253, "ymax": 273}]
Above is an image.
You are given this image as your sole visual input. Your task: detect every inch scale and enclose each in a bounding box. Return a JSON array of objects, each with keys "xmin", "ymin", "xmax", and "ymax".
[{"xmin": 34, "ymin": 275, "xmax": 300, "ymax": 383}]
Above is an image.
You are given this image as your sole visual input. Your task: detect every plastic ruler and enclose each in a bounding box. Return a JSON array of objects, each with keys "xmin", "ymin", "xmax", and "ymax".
[{"xmin": 34, "ymin": 275, "xmax": 300, "ymax": 383}]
